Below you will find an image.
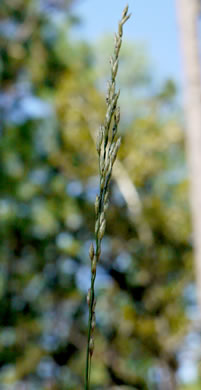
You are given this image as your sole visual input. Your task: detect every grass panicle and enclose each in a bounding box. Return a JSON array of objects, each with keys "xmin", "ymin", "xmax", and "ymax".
[{"xmin": 85, "ymin": 6, "xmax": 131, "ymax": 390}]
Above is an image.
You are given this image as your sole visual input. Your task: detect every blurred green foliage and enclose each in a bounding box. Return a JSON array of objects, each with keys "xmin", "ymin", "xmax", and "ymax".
[{"xmin": 0, "ymin": 1, "xmax": 200, "ymax": 389}]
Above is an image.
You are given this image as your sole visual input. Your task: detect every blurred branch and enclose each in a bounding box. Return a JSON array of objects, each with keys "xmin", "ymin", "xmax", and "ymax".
[{"xmin": 113, "ymin": 160, "xmax": 153, "ymax": 245}]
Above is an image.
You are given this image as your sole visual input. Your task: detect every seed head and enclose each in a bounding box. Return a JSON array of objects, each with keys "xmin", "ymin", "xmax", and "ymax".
[
  {"xmin": 92, "ymin": 298, "xmax": 96, "ymax": 313},
  {"xmin": 91, "ymin": 257, "xmax": 96, "ymax": 274},
  {"xmin": 118, "ymin": 21, "xmax": 123, "ymax": 37},
  {"xmin": 112, "ymin": 60, "xmax": 119, "ymax": 78},
  {"xmin": 89, "ymin": 243, "xmax": 94, "ymax": 261},
  {"xmin": 122, "ymin": 4, "xmax": 129, "ymax": 19},
  {"xmin": 100, "ymin": 154, "xmax": 105, "ymax": 173},
  {"xmin": 100, "ymin": 211, "xmax": 105, "ymax": 225},
  {"xmin": 98, "ymin": 219, "xmax": 106, "ymax": 240},
  {"xmin": 91, "ymin": 314, "xmax": 96, "ymax": 331},
  {"xmin": 122, "ymin": 13, "xmax": 132, "ymax": 25},
  {"xmin": 104, "ymin": 156, "xmax": 110, "ymax": 175},
  {"xmin": 111, "ymin": 137, "xmax": 122, "ymax": 164},
  {"xmin": 95, "ymin": 220, "xmax": 99, "ymax": 235},
  {"xmin": 110, "ymin": 81, "xmax": 115, "ymax": 98},
  {"xmin": 115, "ymin": 106, "xmax": 120, "ymax": 124},
  {"xmin": 100, "ymin": 177, "xmax": 105, "ymax": 190},
  {"xmin": 116, "ymin": 136, "xmax": 122, "ymax": 151},
  {"xmin": 104, "ymin": 191, "xmax": 109, "ymax": 203},
  {"xmin": 110, "ymin": 142, "xmax": 116, "ymax": 155},
  {"xmin": 86, "ymin": 7, "xmax": 130, "ymax": 381},
  {"xmin": 95, "ymin": 195, "xmax": 99, "ymax": 215},
  {"xmin": 96, "ymin": 127, "xmax": 103, "ymax": 154},
  {"xmin": 87, "ymin": 288, "xmax": 91, "ymax": 306}
]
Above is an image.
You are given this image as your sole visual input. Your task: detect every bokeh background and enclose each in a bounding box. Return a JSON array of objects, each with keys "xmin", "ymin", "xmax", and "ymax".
[{"xmin": 0, "ymin": 0, "xmax": 201, "ymax": 389}]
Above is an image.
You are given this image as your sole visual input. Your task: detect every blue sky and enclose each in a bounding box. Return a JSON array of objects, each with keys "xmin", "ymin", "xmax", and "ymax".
[{"xmin": 74, "ymin": 0, "xmax": 182, "ymax": 86}]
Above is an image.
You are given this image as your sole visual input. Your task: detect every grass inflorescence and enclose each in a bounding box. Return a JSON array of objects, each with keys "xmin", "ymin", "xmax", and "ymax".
[{"xmin": 85, "ymin": 5, "xmax": 131, "ymax": 390}]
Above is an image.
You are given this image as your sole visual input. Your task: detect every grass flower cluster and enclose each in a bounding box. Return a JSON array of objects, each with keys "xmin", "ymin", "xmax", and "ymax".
[{"xmin": 85, "ymin": 5, "xmax": 131, "ymax": 390}]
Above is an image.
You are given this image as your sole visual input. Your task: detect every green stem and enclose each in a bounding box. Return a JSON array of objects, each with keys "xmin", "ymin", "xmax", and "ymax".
[{"xmin": 85, "ymin": 274, "xmax": 95, "ymax": 390}]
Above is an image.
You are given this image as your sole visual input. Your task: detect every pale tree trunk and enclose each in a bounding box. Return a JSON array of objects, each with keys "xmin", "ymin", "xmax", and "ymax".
[
  {"xmin": 176, "ymin": 0, "xmax": 201, "ymax": 314},
  {"xmin": 160, "ymin": 362, "xmax": 177, "ymax": 390}
]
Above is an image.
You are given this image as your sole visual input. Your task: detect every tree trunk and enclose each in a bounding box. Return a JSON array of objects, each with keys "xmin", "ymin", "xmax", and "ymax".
[
  {"xmin": 176, "ymin": 0, "xmax": 201, "ymax": 314},
  {"xmin": 158, "ymin": 361, "xmax": 177, "ymax": 390}
]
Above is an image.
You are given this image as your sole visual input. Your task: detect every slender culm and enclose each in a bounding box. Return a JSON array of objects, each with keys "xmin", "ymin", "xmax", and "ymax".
[{"xmin": 85, "ymin": 6, "xmax": 131, "ymax": 390}]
